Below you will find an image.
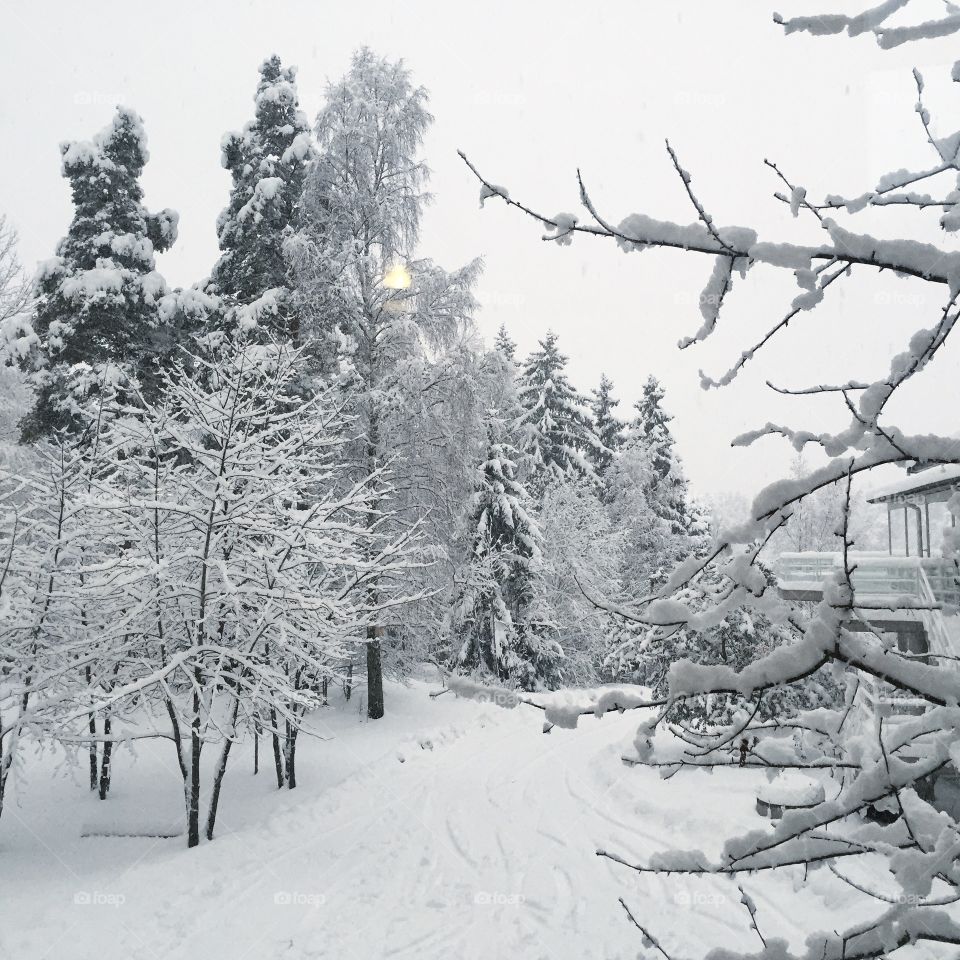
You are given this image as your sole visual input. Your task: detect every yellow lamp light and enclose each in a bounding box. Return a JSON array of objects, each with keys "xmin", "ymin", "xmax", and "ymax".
[{"xmin": 383, "ymin": 263, "xmax": 411, "ymax": 290}]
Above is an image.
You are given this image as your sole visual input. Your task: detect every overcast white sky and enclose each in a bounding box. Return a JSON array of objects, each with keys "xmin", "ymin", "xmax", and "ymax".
[{"xmin": 2, "ymin": 1, "xmax": 958, "ymax": 504}]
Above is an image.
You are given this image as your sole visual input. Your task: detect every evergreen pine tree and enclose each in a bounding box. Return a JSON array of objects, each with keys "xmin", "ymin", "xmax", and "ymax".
[
  {"xmin": 209, "ymin": 55, "xmax": 313, "ymax": 343},
  {"xmin": 628, "ymin": 375, "xmax": 695, "ymax": 535},
  {"xmin": 20, "ymin": 107, "xmax": 178, "ymax": 440},
  {"xmin": 589, "ymin": 373, "xmax": 626, "ymax": 475},
  {"xmin": 493, "ymin": 323, "xmax": 516, "ymax": 361},
  {"xmin": 451, "ymin": 421, "xmax": 560, "ymax": 690},
  {"xmin": 516, "ymin": 330, "xmax": 602, "ymax": 494}
]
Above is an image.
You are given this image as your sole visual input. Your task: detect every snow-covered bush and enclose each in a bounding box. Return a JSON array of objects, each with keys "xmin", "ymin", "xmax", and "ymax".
[{"xmin": 616, "ymin": 564, "xmax": 843, "ymax": 728}]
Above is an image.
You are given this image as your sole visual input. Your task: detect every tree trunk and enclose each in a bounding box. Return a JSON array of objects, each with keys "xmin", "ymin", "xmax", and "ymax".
[
  {"xmin": 269, "ymin": 707, "xmax": 285, "ymax": 788},
  {"xmin": 366, "ymin": 628, "xmax": 384, "ymax": 720},
  {"xmin": 165, "ymin": 696, "xmax": 187, "ymax": 782},
  {"xmin": 186, "ymin": 687, "xmax": 202, "ymax": 848},
  {"xmin": 97, "ymin": 712, "xmax": 113, "ymax": 800},
  {"xmin": 364, "ymin": 404, "xmax": 385, "ymax": 720},
  {"xmin": 87, "ymin": 715, "xmax": 98, "ymax": 791},
  {"xmin": 85, "ymin": 667, "xmax": 98, "ymax": 791},
  {"xmin": 205, "ymin": 701, "xmax": 238, "ymax": 842},
  {"xmin": 343, "ymin": 661, "xmax": 353, "ymax": 702},
  {"xmin": 0, "ymin": 750, "xmax": 11, "ymax": 823},
  {"xmin": 253, "ymin": 717, "xmax": 260, "ymax": 775},
  {"xmin": 96, "ymin": 663, "xmax": 121, "ymax": 799},
  {"xmin": 284, "ymin": 724, "xmax": 298, "ymax": 790},
  {"xmin": 321, "ymin": 675, "xmax": 328, "ymax": 705}
]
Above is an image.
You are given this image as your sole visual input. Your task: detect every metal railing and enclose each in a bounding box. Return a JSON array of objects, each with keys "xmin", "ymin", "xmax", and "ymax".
[
  {"xmin": 775, "ymin": 552, "xmax": 960, "ymax": 608},
  {"xmin": 921, "ymin": 557, "xmax": 960, "ymax": 609},
  {"xmin": 775, "ymin": 553, "xmax": 959, "ymax": 731}
]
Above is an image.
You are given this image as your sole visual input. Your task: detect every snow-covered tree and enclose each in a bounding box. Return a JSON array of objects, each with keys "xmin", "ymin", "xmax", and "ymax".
[
  {"xmin": 76, "ymin": 344, "xmax": 411, "ymax": 845},
  {"xmin": 19, "ymin": 107, "xmax": 178, "ymax": 441},
  {"xmin": 0, "ymin": 439, "xmax": 88, "ymax": 820},
  {"xmin": 600, "ymin": 439, "xmax": 692, "ymax": 682},
  {"xmin": 464, "ymin": 10, "xmax": 960, "ymax": 954},
  {"xmin": 292, "ymin": 47, "xmax": 481, "ymax": 717},
  {"xmin": 208, "ymin": 55, "xmax": 312, "ymax": 344},
  {"xmin": 589, "ymin": 373, "xmax": 626, "ymax": 476},
  {"xmin": 603, "ymin": 441, "xmax": 677, "ymax": 590},
  {"xmin": 0, "ymin": 216, "xmax": 34, "ymax": 457},
  {"xmin": 516, "ymin": 330, "xmax": 602, "ymax": 495},
  {"xmin": 0, "ymin": 214, "xmax": 32, "ymax": 351},
  {"xmin": 701, "ymin": 489, "xmax": 750, "ymax": 538},
  {"xmin": 770, "ymin": 452, "xmax": 886, "ymax": 555},
  {"xmin": 608, "ymin": 561, "xmax": 841, "ymax": 727},
  {"xmin": 538, "ymin": 480, "xmax": 621, "ymax": 684},
  {"xmin": 493, "ymin": 323, "xmax": 517, "ymax": 362},
  {"xmin": 629, "ymin": 375, "xmax": 697, "ymax": 536},
  {"xmin": 451, "ymin": 422, "xmax": 560, "ymax": 690}
]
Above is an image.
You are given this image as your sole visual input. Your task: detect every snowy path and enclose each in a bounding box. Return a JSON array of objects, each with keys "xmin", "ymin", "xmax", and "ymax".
[{"xmin": 0, "ymin": 679, "xmax": 896, "ymax": 959}]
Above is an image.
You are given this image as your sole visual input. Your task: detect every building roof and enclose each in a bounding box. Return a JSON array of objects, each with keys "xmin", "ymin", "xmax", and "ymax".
[{"xmin": 867, "ymin": 463, "xmax": 960, "ymax": 504}]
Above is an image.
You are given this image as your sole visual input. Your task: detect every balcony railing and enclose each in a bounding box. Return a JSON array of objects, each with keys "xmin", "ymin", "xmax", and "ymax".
[{"xmin": 774, "ymin": 552, "xmax": 960, "ymax": 608}]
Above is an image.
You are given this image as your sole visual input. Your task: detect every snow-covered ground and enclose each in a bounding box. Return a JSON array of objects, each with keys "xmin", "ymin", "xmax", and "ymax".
[{"xmin": 0, "ymin": 670, "xmax": 945, "ymax": 959}]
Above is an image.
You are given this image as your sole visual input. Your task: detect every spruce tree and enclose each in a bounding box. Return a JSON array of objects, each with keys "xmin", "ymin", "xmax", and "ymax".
[
  {"xmin": 451, "ymin": 422, "xmax": 560, "ymax": 689},
  {"xmin": 21, "ymin": 107, "xmax": 178, "ymax": 440},
  {"xmin": 516, "ymin": 330, "xmax": 602, "ymax": 494},
  {"xmin": 629, "ymin": 375, "xmax": 695, "ymax": 535},
  {"xmin": 589, "ymin": 373, "xmax": 626, "ymax": 475},
  {"xmin": 209, "ymin": 55, "xmax": 312, "ymax": 342},
  {"xmin": 493, "ymin": 323, "xmax": 517, "ymax": 361}
]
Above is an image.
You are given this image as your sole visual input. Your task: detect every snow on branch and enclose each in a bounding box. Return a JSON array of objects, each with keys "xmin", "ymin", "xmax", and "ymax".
[{"xmin": 774, "ymin": 0, "xmax": 960, "ymax": 52}]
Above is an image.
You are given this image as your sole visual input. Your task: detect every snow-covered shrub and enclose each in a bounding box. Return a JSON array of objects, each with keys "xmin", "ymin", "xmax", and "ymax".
[{"xmin": 621, "ymin": 564, "xmax": 843, "ymax": 728}]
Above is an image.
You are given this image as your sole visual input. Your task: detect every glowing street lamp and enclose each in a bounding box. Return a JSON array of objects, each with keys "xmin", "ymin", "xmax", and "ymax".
[
  {"xmin": 383, "ymin": 263, "xmax": 411, "ymax": 290},
  {"xmin": 383, "ymin": 262, "xmax": 412, "ymax": 315}
]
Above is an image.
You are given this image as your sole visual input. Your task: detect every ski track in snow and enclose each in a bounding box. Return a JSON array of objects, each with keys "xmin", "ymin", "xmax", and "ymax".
[{"xmin": 0, "ymin": 679, "xmax": 919, "ymax": 959}]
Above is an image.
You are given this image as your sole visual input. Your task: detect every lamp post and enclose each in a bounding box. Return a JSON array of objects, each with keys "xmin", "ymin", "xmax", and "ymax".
[
  {"xmin": 383, "ymin": 263, "xmax": 412, "ymax": 315},
  {"xmin": 383, "ymin": 263, "xmax": 411, "ymax": 290}
]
